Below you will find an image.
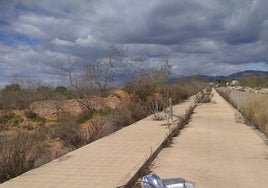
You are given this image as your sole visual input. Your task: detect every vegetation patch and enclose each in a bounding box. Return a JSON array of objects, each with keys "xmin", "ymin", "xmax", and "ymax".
[
  {"xmin": 163, "ymin": 104, "xmax": 197, "ymax": 148},
  {"xmin": 241, "ymin": 96, "xmax": 268, "ymax": 136},
  {"xmin": 0, "ymin": 132, "xmax": 39, "ymax": 182},
  {"xmin": 216, "ymin": 88, "xmax": 268, "ymax": 137},
  {"xmin": 0, "ymin": 112, "xmax": 24, "ymax": 129},
  {"xmin": 24, "ymin": 111, "xmax": 47, "ymax": 123},
  {"xmin": 0, "ymin": 52, "xmax": 208, "ymax": 183},
  {"xmin": 194, "ymin": 87, "xmax": 213, "ymax": 103},
  {"xmin": 239, "ymin": 76, "xmax": 268, "ymax": 89}
]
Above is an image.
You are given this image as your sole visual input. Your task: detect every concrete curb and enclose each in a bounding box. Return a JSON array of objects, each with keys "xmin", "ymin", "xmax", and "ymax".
[{"xmin": 0, "ymin": 98, "xmax": 196, "ymax": 188}]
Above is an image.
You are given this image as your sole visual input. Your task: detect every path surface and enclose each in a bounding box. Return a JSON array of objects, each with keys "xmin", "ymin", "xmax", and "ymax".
[
  {"xmin": 0, "ymin": 98, "xmax": 195, "ymax": 188},
  {"xmin": 153, "ymin": 89, "xmax": 268, "ymax": 188}
]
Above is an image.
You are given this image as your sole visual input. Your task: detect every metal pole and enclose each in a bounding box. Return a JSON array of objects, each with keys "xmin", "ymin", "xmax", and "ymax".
[{"xmin": 169, "ymin": 98, "xmax": 173, "ymax": 121}]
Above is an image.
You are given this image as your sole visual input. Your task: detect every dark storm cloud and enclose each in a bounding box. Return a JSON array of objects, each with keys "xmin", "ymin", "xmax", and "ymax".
[{"xmin": 0, "ymin": 0, "xmax": 268, "ymax": 87}]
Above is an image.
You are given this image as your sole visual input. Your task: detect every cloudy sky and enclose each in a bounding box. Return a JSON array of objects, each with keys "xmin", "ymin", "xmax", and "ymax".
[{"xmin": 0, "ymin": 0, "xmax": 268, "ymax": 87}]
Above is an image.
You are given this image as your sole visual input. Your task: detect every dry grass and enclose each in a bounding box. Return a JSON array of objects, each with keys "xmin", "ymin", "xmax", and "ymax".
[
  {"xmin": 216, "ymin": 88, "xmax": 237, "ymax": 108},
  {"xmin": 0, "ymin": 132, "xmax": 39, "ymax": 182},
  {"xmin": 0, "ymin": 80, "xmax": 207, "ymax": 184},
  {"xmin": 194, "ymin": 87, "xmax": 213, "ymax": 103},
  {"xmin": 163, "ymin": 104, "xmax": 197, "ymax": 148},
  {"xmin": 216, "ymin": 87, "xmax": 268, "ymax": 137},
  {"xmin": 242, "ymin": 95, "xmax": 268, "ymax": 136}
]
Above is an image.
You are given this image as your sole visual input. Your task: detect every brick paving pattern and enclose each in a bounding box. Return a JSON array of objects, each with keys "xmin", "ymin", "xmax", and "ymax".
[
  {"xmin": 0, "ymin": 99, "xmax": 194, "ymax": 188},
  {"xmin": 153, "ymin": 89, "xmax": 268, "ymax": 188}
]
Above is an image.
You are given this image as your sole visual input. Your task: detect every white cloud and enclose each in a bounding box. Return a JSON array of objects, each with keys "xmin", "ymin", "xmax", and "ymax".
[
  {"xmin": 12, "ymin": 13, "xmax": 73, "ymax": 40},
  {"xmin": 14, "ymin": 22, "xmax": 45, "ymax": 38},
  {"xmin": 170, "ymin": 55, "xmax": 243, "ymax": 76},
  {"xmin": 0, "ymin": 41, "xmax": 81, "ymax": 87},
  {"xmin": 126, "ymin": 43, "xmax": 172, "ymax": 57},
  {"xmin": 0, "ymin": 0, "xmax": 268, "ymax": 87},
  {"xmin": 51, "ymin": 38, "xmax": 74, "ymax": 47},
  {"xmin": 75, "ymin": 35, "xmax": 97, "ymax": 47}
]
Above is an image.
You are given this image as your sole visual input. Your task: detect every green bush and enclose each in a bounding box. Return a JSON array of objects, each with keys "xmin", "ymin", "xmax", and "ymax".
[
  {"xmin": 24, "ymin": 111, "xmax": 46, "ymax": 123},
  {"xmin": 77, "ymin": 109, "xmax": 107, "ymax": 124},
  {"xmin": 0, "ymin": 112, "xmax": 24, "ymax": 128},
  {"xmin": 0, "ymin": 112, "xmax": 16, "ymax": 124}
]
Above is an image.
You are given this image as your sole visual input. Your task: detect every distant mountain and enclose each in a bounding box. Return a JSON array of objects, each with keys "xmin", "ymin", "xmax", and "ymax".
[
  {"xmin": 198, "ymin": 75, "xmax": 226, "ymax": 82},
  {"xmin": 227, "ymin": 70, "xmax": 268, "ymax": 79},
  {"xmin": 169, "ymin": 70, "xmax": 268, "ymax": 83},
  {"xmin": 168, "ymin": 75, "xmax": 225, "ymax": 83}
]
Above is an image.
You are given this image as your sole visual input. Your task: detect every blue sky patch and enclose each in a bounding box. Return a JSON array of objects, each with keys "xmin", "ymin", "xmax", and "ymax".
[
  {"xmin": 0, "ymin": 32, "xmax": 12, "ymax": 45},
  {"xmin": 0, "ymin": 32, "xmax": 39, "ymax": 46},
  {"xmin": 0, "ymin": 19, "xmax": 8, "ymax": 26},
  {"xmin": 244, "ymin": 62, "xmax": 267, "ymax": 71},
  {"xmin": 14, "ymin": 33, "xmax": 39, "ymax": 45}
]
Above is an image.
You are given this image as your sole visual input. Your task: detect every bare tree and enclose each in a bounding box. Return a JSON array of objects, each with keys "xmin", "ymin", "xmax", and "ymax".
[
  {"xmin": 125, "ymin": 57, "xmax": 172, "ymax": 101},
  {"xmin": 82, "ymin": 46, "xmax": 126, "ymax": 93},
  {"xmin": 55, "ymin": 47, "xmax": 126, "ymax": 111}
]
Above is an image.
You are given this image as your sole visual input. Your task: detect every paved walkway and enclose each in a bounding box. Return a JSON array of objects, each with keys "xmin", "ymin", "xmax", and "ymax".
[
  {"xmin": 0, "ymin": 98, "xmax": 195, "ymax": 187},
  {"xmin": 153, "ymin": 89, "xmax": 268, "ymax": 188}
]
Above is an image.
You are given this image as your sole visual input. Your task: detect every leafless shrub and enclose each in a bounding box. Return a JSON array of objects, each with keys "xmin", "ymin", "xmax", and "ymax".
[
  {"xmin": 104, "ymin": 106, "xmax": 134, "ymax": 131},
  {"xmin": 195, "ymin": 87, "xmax": 213, "ymax": 103},
  {"xmin": 55, "ymin": 120, "xmax": 84, "ymax": 148},
  {"xmin": 180, "ymin": 103, "xmax": 195, "ymax": 126},
  {"xmin": 167, "ymin": 80, "xmax": 208, "ymax": 104},
  {"xmin": 150, "ymin": 99, "xmax": 165, "ymax": 121},
  {"xmin": 162, "ymin": 126, "xmax": 174, "ymax": 148},
  {"xmin": 167, "ymin": 85, "xmax": 189, "ymax": 103},
  {"xmin": 163, "ymin": 104, "xmax": 196, "ymax": 148},
  {"xmin": 139, "ymin": 151, "xmax": 159, "ymax": 178},
  {"xmin": 36, "ymin": 120, "xmax": 85, "ymax": 149},
  {"xmin": 126, "ymin": 100, "xmax": 149, "ymax": 122},
  {"xmin": 0, "ymin": 84, "xmax": 32, "ymax": 110},
  {"xmin": 57, "ymin": 47, "xmax": 126, "ymax": 112},
  {"xmin": 0, "ymin": 132, "xmax": 40, "ymax": 182}
]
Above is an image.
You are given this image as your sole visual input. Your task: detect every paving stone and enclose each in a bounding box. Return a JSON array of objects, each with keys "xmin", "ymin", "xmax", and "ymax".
[
  {"xmin": 0, "ymin": 98, "xmax": 194, "ymax": 188},
  {"xmin": 153, "ymin": 89, "xmax": 268, "ymax": 188}
]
